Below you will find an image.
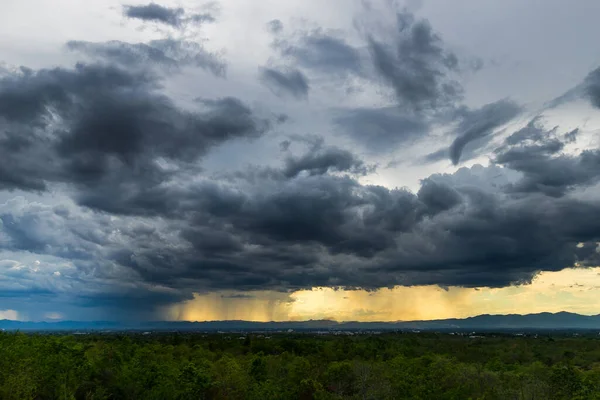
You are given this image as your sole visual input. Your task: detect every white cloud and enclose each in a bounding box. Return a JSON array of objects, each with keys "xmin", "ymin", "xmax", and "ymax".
[
  {"xmin": 44, "ymin": 312, "xmax": 63, "ymax": 320},
  {"xmin": 0, "ymin": 309, "xmax": 19, "ymax": 320}
]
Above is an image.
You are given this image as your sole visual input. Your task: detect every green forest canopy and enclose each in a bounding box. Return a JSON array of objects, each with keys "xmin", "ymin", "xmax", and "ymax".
[{"xmin": 1, "ymin": 331, "xmax": 600, "ymax": 399}]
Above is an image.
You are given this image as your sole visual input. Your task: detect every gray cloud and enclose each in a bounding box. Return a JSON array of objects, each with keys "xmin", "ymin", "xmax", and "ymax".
[
  {"xmin": 268, "ymin": 9, "xmax": 521, "ymax": 159},
  {"xmin": 416, "ymin": 178, "xmax": 462, "ymax": 214},
  {"xmin": 67, "ymin": 39, "xmax": 226, "ymax": 77},
  {"xmin": 0, "ymin": 62, "xmax": 271, "ymax": 213},
  {"xmin": 544, "ymin": 65, "xmax": 600, "ymax": 111},
  {"xmin": 585, "ymin": 67, "xmax": 600, "ymax": 108},
  {"xmin": 283, "ymin": 146, "xmax": 374, "ymax": 178},
  {"xmin": 221, "ymin": 293, "xmax": 255, "ymax": 299},
  {"xmin": 333, "ymin": 106, "xmax": 428, "ymax": 152},
  {"xmin": 3, "ymin": 107, "xmax": 600, "ymax": 313},
  {"xmin": 272, "ymin": 28, "xmax": 363, "ymax": 77},
  {"xmin": 266, "ymin": 19, "xmax": 283, "ymax": 34},
  {"xmin": 123, "ymin": 3, "xmax": 215, "ymax": 28},
  {"xmin": 4, "ymin": 162, "xmax": 600, "ymax": 301},
  {"xmin": 421, "ymin": 147, "xmax": 448, "ymax": 164},
  {"xmin": 366, "ymin": 11, "xmax": 462, "ymax": 112},
  {"xmin": 259, "ymin": 66, "xmax": 309, "ymax": 99},
  {"xmin": 494, "ymin": 119, "xmax": 600, "ymax": 197},
  {"xmin": 334, "ymin": 9, "xmax": 509, "ymax": 155},
  {"xmin": 420, "ymin": 100, "xmax": 522, "ymax": 165},
  {"xmin": 423, "ymin": 133, "xmax": 497, "ymax": 165},
  {"xmin": 449, "ymin": 99, "xmax": 522, "ymax": 165},
  {"xmin": 124, "ymin": 3, "xmax": 184, "ymax": 26}
]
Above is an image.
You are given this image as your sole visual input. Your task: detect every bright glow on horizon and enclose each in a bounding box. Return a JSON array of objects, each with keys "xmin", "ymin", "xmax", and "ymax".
[{"xmin": 167, "ymin": 267, "xmax": 600, "ymax": 322}]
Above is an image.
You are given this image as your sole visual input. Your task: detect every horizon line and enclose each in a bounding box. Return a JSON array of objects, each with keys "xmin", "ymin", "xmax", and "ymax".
[{"xmin": 3, "ymin": 310, "xmax": 600, "ymax": 325}]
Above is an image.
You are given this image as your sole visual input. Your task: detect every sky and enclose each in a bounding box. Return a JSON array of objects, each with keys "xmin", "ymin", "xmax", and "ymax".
[{"xmin": 1, "ymin": 0, "xmax": 600, "ymax": 322}]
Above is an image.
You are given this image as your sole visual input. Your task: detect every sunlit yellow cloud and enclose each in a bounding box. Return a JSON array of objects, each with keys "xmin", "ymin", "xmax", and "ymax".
[
  {"xmin": 166, "ymin": 267, "xmax": 600, "ymax": 322},
  {"xmin": 165, "ymin": 291, "xmax": 294, "ymax": 322}
]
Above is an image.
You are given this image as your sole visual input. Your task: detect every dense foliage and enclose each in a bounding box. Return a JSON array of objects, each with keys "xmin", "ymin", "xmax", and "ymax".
[{"xmin": 1, "ymin": 331, "xmax": 600, "ymax": 399}]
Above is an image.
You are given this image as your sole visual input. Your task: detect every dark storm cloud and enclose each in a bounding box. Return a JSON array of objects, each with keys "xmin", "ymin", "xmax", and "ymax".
[
  {"xmin": 0, "ymin": 197, "xmax": 196, "ymax": 312},
  {"xmin": 123, "ymin": 3, "xmax": 215, "ymax": 28},
  {"xmin": 3, "ymin": 64, "xmax": 598, "ymax": 299},
  {"xmin": 71, "ymin": 172, "xmax": 600, "ymax": 288},
  {"xmin": 0, "ymin": 62, "xmax": 270, "ymax": 213},
  {"xmin": 76, "ymin": 286, "xmax": 191, "ymax": 312},
  {"xmin": 416, "ymin": 179, "xmax": 463, "ymax": 214},
  {"xmin": 449, "ymin": 99, "xmax": 522, "ymax": 165},
  {"xmin": 259, "ymin": 66, "xmax": 309, "ymax": 99},
  {"xmin": 4, "ymin": 5, "xmax": 600, "ymax": 318},
  {"xmin": 333, "ymin": 106, "xmax": 428, "ymax": 152},
  {"xmin": 67, "ymin": 39, "xmax": 226, "ymax": 77},
  {"xmin": 272, "ymin": 29, "xmax": 364, "ymax": 77},
  {"xmin": 4, "ymin": 157, "xmax": 600, "ymax": 308},
  {"xmin": 366, "ymin": 11, "xmax": 462, "ymax": 112},
  {"xmin": 497, "ymin": 148, "xmax": 600, "ymax": 197}
]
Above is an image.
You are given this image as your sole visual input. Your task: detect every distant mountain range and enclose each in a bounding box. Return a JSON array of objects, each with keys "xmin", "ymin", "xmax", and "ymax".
[{"xmin": 2, "ymin": 312, "xmax": 600, "ymax": 332}]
